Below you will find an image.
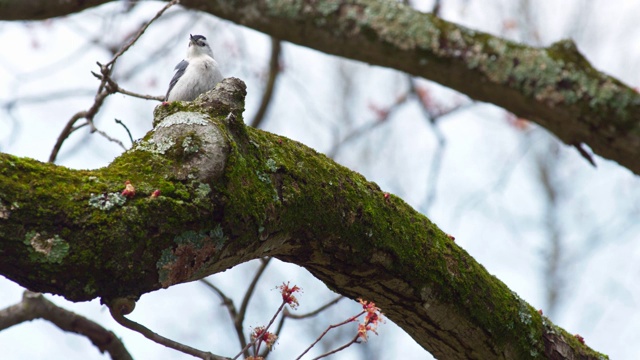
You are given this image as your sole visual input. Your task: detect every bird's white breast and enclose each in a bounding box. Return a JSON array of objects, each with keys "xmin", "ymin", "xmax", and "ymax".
[{"xmin": 167, "ymin": 55, "xmax": 223, "ymax": 102}]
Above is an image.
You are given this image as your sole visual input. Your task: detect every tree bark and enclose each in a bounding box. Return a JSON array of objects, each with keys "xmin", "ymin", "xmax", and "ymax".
[
  {"xmin": 0, "ymin": 78, "xmax": 607, "ymax": 359},
  {"xmin": 2, "ymin": 0, "xmax": 639, "ymax": 174},
  {"xmin": 0, "ymin": 0, "xmax": 107, "ymax": 20}
]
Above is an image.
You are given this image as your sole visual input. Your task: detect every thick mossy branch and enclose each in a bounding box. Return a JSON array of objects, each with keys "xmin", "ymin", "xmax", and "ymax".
[{"xmin": 0, "ymin": 78, "xmax": 605, "ymax": 359}]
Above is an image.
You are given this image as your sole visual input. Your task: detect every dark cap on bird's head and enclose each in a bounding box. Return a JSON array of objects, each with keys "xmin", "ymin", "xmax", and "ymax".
[{"xmin": 189, "ymin": 34, "xmax": 207, "ymax": 43}]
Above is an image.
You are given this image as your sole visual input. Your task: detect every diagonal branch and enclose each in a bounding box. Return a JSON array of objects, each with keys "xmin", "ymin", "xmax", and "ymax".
[
  {"xmin": 250, "ymin": 38, "xmax": 282, "ymax": 129},
  {"xmin": 109, "ymin": 298, "xmax": 229, "ymax": 360},
  {"xmin": 0, "ymin": 291, "xmax": 132, "ymax": 360},
  {"xmin": 0, "ymin": 78, "xmax": 608, "ymax": 360}
]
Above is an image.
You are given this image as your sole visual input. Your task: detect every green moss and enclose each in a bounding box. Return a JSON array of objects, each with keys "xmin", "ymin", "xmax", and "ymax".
[
  {"xmin": 209, "ymin": 116, "xmax": 567, "ymax": 358},
  {"xmin": 0, "ymin": 113, "xmax": 226, "ymax": 300}
]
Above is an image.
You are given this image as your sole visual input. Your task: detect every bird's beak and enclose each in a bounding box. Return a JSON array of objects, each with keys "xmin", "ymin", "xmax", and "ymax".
[{"xmin": 189, "ymin": 34, "xmax": 196, "ymax": 46}]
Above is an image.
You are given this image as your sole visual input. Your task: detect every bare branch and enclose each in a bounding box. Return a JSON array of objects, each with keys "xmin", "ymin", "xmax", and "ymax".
[
  {"xmin": 0, "ymin": 291, "xmax": 132, "ymax": 360},
  {"xmin": 407, "ymin": 77, "xmax": 478, "ymax": 214},
  {"xmin": 0, "ymin": 0, "xmax": 110, "ymax": 21},
  {"xmin": 250, "ymin": 38, "xmax": 282, "ymax": 129},
  {"xmin": 200, "ymin": 278, "xmax": 246, "ymax": 355},
  {"xmin": 105, "ymin": 0, "xmax": 181, "ymax": 68},
  {"xmin": 109, "ymin": 84, "xmax": 164, "ymax": 101},
  {"xmin": 47, "ymin": 0, "xmax": 178, "ymax": 163},
  {"xmin": 295, "ymin": 313, "xmax": 363, "ymax": 360},
  {"xmin": 284, "ymin": 296, "xmax": 343, "ymax": 320},
  {"xmin": 311, "ymin": 335, "xmax": 360, "ymax": 360},
  {"xmin": 115, "ymin": 119, "xmax": 135, "ymax": 145},
  {"xmin": 109, "ymin": 298, "xmax": 229, "ymax": 360},
  {"xmin": 201, "ymin": 258, "xmax": 271, "ymax": 359},
  {"xmin": 237, "ymin": 258, "xmax": 272, "ymax": 327},
  {"xmin": 48, "ymin": 111, "xmax": 90, "ymax": 163},
  {"xmin": 232, "ymin": 302, "xmax": 286, "ymax": 360},
  {"xmin": 200, "ymin": 279, "xmax": 238, "ymax": 317},
  {"xmin": 260, "ymin": 295, "xmax": 344, "ymax": 358},
  {"xmin": 91, "ymin": 127, "xmax": 128, "ymax": 151}
]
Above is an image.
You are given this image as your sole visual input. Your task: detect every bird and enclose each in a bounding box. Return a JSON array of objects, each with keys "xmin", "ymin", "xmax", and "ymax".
[{"xmin": 165, "ymin": 34, "xmax": 223, "ymax": 102}]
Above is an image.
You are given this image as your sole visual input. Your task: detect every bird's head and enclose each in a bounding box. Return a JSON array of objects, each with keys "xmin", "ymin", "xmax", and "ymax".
[{"xmin": 187, "ymin": 34, "xmax": 214, "ymax": 58}]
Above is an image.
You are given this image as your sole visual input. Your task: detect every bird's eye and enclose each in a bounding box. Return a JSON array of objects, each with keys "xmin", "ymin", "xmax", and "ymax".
[{"xmin": 199, "ymin": 42, "xmax": 206, "ymax": 47}]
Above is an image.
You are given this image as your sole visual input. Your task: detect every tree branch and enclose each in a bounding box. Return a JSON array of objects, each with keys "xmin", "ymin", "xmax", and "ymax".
[
  {"xmin": 0, "ymin": 78, "xmax": 607, "ymax": 359},
  {"xmin": 108, "ymin": 298, "xmax": 228, "ymax": 360},
  {"xmin": 0, "ymin": 291, "xmax": 132, "ymax": 360},
  {"xmin": 0, "ymin": 0, "xmax": 109, "ymax": 20},
  {"xmin": 250, "ymin": 37, "xmax": 282, "ymax": 129}
]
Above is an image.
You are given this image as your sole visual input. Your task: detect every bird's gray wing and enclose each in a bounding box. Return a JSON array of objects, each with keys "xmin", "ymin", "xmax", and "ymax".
[{"xmin": 165, "ymin": 60, "xmax": 189, "ymax": 101}]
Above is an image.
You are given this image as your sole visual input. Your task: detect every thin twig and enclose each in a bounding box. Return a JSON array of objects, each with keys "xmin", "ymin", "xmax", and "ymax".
[
  {"xmin": 232, "ymin": 302, "xmax": 286, "ymax": 360},
  {"xmin": 201, "ymin": 258, "xmax": 272, "ymax": 358},
  {"xmin": 311, "ymin": 335, "xmax": 360, "ymax": 360},
  {"xmin": 93, "ymin": 70, "xmax": 164, "ymax": 101},
  {"xmin": 284, "ymin": 296, "xmax": 343, "ymax": 320},
  {"xmin": 238, "ymin": 258, "xmax": 272, "ymax": 327},
  {"xmin": 70, "ymin": 121, "xmax": 91, "ymax": 134},
  {"xmin": 250, "ymin": 37, "xmax": 282, "ymax": 128},
  {"xmin": 49, "ymin": 111, "xmax": 89, "ymax": 162},
  {"xmin": 408, "ymin": 77, "xmax": 475, "ymax": 214},
  {"xmin": 235, "ymin": 258, "xmax": 273, "ymax": 357},
  {"xmin": 119, "ymin": 17, "xmax": 198, "ymax": 81},
  {"xmin": 200, "ymin": 278, "xmax": 245, "ymax": 353},
  {"xmin": 105, "ymin": 0, "xmax": 180, "ymax": 68},
  {"xmin": 295, "ymin": 312, "xmax": 364, "ymax": 360},
  {"xmin": 112, "ymin": 84, "xmax": 164, "ymax": 101},
  {"xmin": 200, "ymin": 278, "xmax": 238, "ymax": 317},
  {"xmin": 109, "ymin": 299, "xmax": 228, "ymax": 360},
  {"xmin": 261, "ymin": 296, "xmax": 344, "ymax": 359},
  {"xmin": 92, "ymin": 127, "xmax": 127, "ymax": 150},
  {"xmin": 115, "ymin": 119, "xmax": 135, "ymax": 145},
  {"xmin": 48, "ymin": 0, "xmax": 179, "ymax": 163},
  {"xmin": 49, "ymin": 84, "xmax": 116, "ymax": 162}
]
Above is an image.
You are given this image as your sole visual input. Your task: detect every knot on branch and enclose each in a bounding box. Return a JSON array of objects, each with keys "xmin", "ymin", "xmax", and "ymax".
[
  {"xmin": 144, "ymin": 78, "xmax": 249, "ymax": 182},
  {"xmin": 149, "ymin": 112, "xmax": 230, "ymax": 182},
  {"xmin": 195, "ymin": 77, "xmax": 247, "ymax": 117}
]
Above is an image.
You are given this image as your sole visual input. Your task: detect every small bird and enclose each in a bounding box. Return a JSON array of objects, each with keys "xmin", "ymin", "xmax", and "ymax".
[{"xmin": 165, "ymin": 34, "xmax": 223, "ymax": 102}]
